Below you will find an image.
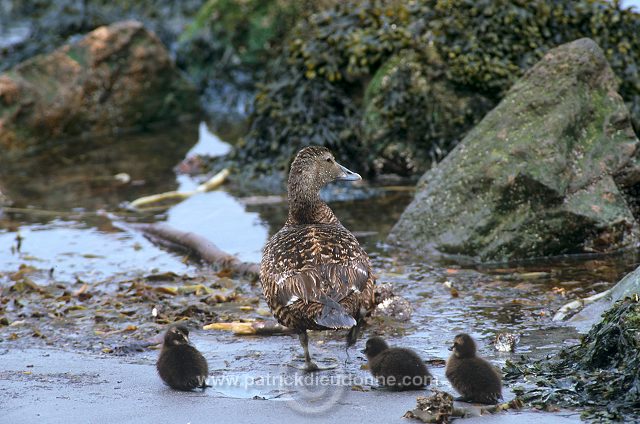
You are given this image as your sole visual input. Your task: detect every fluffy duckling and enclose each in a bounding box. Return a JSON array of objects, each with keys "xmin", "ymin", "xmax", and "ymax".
[
  {"xmin": 363, "ymin": 336, "xmax": 431, "ymax": 390},
  {"xmin": 260, "ymin": 146, "xmax": 376, "ymax": 372},
  {"xmin": 156, "ymin": 324, "xmax": 209, "ymax": 391},
  {"xmin": 445, "ymin": 333, "xmax": 502, "ymax": 404}
]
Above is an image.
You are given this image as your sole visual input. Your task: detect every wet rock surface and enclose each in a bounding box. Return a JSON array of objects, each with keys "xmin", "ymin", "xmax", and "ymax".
[
  {"xmin": 390, "ymin": 38, "xmax": 640, "ymax": 262},
  {"xmin": 0, "ymin": 20, "xmax": 199, "ymax": 153},
  {"xmin": 569, "ymin": 263, "xmax": 640, "ymax": 332}
]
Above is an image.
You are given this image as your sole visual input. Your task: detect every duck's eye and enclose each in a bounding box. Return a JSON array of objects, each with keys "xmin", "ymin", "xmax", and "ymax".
[{"xmin": 326, "ymin": 157, "xmax": 332, "ymax": 163}]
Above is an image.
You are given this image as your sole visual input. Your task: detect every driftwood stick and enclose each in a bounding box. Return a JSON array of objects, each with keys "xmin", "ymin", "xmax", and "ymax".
[
  {"xmin": 134, "ymin": 222, "xmax": 260, "ymax": 279},
  {"xmin": 129, "ymin": 168, "xmax": 230, "ymax": 210},
  {"xmin": 203, "ymin": 321, "xmax": 293, "ymax": 335}
]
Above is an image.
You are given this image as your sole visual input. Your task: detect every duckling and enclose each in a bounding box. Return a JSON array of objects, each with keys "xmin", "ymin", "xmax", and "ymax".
[
  {"xmin": 156, "ymin": 324, "xmax": 209, "ymax": 391},
  {"xmin": 260, "ymin": 146, "xmax": 376, "ymax": 372},
  {"xmin": 445, "ymin": 333, "xmax": 502, "ymax": 404},
  {"xmin": 362, "ymin": 336, "xmax": 431, "ymax": 390}
]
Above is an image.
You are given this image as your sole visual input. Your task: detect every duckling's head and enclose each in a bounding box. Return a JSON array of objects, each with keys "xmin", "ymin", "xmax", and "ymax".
[
  {"xmin": 288, "ymin": 146, "xmax": 361, "ymax": 193},
  {"xmin": 449, "ymin": 333, "xmax": 476, "ymax": 359},
  {"xmin": 164, "ymin": 324, "xmax": 190, "ymax": 346},
  {"xmin": 362, "ymin": 336, "xmax": 389, "ymax": 359}
]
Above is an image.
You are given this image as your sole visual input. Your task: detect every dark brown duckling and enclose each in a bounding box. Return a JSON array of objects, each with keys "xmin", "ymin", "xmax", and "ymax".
[
  {"xmin": 362, "ymin": 336, "xmax": 431, "ymax": 390},
  {"xmin": 156, "ymin": 324, "xmax": 209, "ymax": 391},
  {"xmin": 445, "ymin": 333, "xmax": 502, "ymax": 404},
  {"xmin": 260, "ymin": 146, "xmax": 376, "ymax": 372}
]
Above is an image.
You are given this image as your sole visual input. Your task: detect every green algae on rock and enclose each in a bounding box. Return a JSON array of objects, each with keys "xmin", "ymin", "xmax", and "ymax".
[
  {"xmin": 0, "ymin": 21, "xmax": 199, "ymax": 153},
  {"xmin": 389, "ymin": 38, "xmax": 640, "ymax": 262},
  {"xmin": 504, "ymin": 295, "xmax": 640, "ymax": 421}
]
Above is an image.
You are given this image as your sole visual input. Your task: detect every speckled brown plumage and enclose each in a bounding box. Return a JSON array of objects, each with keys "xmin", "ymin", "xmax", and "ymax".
[
  {"xmin": 445, "ymin": 333, "xmax": 502, "ymax": 404},
  {"xmin": 260, "ymin": 146, "xmax": 375, "ymax": 371}
]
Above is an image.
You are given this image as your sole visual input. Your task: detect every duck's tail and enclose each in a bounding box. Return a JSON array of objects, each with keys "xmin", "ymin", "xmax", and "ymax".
[{"xmin": 316, "ymin": 296, "xmax": 357, "ymax": 329}]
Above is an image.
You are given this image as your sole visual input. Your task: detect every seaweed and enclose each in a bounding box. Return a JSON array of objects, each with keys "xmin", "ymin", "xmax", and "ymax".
[
  {"xmin": 504, "ymin": 296, "xmax": 640, "ymax": 421},
  {"xmin": 431, "ymin": 0, "xmax": 640, "ymax": 115},
  {"xmin": 176, "ymin": 0, "xmax": 310, "ymax": 90},
  {"xmin": 233, "ymin": 0, "xmax": 434, "ymax": 178},
  {"xmin": 235, "ymin": 0, "xmax": 640, "ymax": 180}
]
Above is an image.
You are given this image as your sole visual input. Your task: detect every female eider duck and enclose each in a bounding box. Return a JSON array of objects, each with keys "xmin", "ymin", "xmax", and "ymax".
[
  {"xmin": 446, "ymin": 333, "xmax": 502, "ymax": 404},
  {"xmin": 157, "ymin": 324, "xmax": 209, "ymax": 391},
  {"xmin": 260, "ymin": 146, "xmax": 376, "ymax": 372}
]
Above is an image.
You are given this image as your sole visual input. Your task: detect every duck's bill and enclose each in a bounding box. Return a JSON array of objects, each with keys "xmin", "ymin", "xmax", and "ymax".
[{"xmin": 336, "ymin": 163, "xmax": 362, "ymax": 181}]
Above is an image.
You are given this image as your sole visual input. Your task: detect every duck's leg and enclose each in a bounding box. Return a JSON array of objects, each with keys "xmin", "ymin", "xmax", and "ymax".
[
  {"xmin": 345, "ymin": 309, "xmax": 365, "ymax": 364},
  {"xmin": 292, "ymin": 331, "xmax": 336, "ymax": 372},
  {"xmin": 345, "ymin": 320, "xmax": 363, "ymax": 348},
  {"xmin": 300, "ymin": 331, "xmax": 320, "ymax": 372}
]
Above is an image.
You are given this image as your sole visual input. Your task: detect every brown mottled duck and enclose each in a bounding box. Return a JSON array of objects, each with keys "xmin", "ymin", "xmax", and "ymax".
[{"xmin": 260, "ymin": 146, "xmax": 376, "ymax": 372}]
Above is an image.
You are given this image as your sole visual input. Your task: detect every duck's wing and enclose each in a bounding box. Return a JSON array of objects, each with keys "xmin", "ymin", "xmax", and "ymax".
[
  {"xmin": 261, "ymin": 224, "xmax": 371, "ymax": 308},
  {"xmin": 274, "ymin": 261, "xmax": 370, "ymax": 306}
]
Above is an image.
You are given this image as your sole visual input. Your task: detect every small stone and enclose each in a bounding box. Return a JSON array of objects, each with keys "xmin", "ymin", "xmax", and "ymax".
[{"xmin": 494, "ymin": 333, "xmax": 520, "ymax": 352}]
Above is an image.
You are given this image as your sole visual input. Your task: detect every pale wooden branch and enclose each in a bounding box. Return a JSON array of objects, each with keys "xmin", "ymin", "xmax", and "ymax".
[
  {"xmin": 203, "ymin": 321, "xmax": 293, "ymax": 335},
  {"xmin": 134, "ymin": 222, "xmax": 260, "ymax": 279},
  {"xmin": 129, "ymin": 168, "xmax": 230, "ymax": 209}
]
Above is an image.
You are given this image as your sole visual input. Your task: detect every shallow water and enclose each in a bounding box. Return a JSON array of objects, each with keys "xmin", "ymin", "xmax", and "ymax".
[{"xmin": 1, "ymin": 122, "xmax": 639, "ymax": 421}]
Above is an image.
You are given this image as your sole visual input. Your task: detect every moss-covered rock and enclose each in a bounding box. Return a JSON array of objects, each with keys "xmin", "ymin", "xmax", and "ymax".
[
  {"xmin": 389, "ymin": 38, "xmax": 640, "ymax": 262},
  {"xmin": 504, "ymin": 294, "xmax": 640, "ymax": 421},
  {"xmin": 0, "ymin": 0, "xmax": 206, "ymax": 73},
  {"xmin": 0, "ymin": 21, "xmax": 199, "ymax": 152}
]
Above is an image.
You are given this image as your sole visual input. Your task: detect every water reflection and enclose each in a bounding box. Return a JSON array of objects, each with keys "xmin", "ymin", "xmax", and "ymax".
[
  {"xmin": 0, "ymin": 219, "xmax": 191, "ymax": 283},
  {"xmin": 0, "ymin": 123, "xmax": 198, "ymax": 211},
  {"xmin": 166, "ymin": 190, "xmax": 267, "ymax": 263}
]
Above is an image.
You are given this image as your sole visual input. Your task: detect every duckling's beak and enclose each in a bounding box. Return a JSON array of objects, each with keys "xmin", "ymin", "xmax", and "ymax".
[
  {"xmin": 336, "ymin": 163, "xmax": 362, "ymax": 181},
  {"xmin": 360, "ymin": 348, "xmax": 367, "ymax": 354},
  {"xmin": 448, "ymin": 344, "xmax": 454, "ymax": 351}
]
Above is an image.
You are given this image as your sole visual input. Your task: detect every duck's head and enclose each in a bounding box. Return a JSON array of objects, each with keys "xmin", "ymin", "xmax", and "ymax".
[
  {"xmin": 361, "ymin": 336, "xmax": 389, "ymax": 359},
  {"xmin": 288, "ymin": 146, "xmax": 361, "ymax": 193},
  {"xmin": 164, "ymin": 324, "xmax": 190, "ymax": 346},
  {"xmin": 449, "ymin": 333, "xmax": 476, "ymax": 359}
]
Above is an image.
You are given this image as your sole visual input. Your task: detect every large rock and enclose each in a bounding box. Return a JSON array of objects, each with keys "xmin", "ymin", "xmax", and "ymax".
[
  {"xmin": 389, "ymin": 38, "xmax": 640, "ymax": 262},
  {"xmin": 0, "ymin": 20, "xmax": 199, "ymax": 152},
  {"xmin": 0, "ymin": 0, "xmax": 207, "ymax": 73},
  {"xmin": 569, "ymin": 264, "xmax": 640, "ymax": 332}
]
